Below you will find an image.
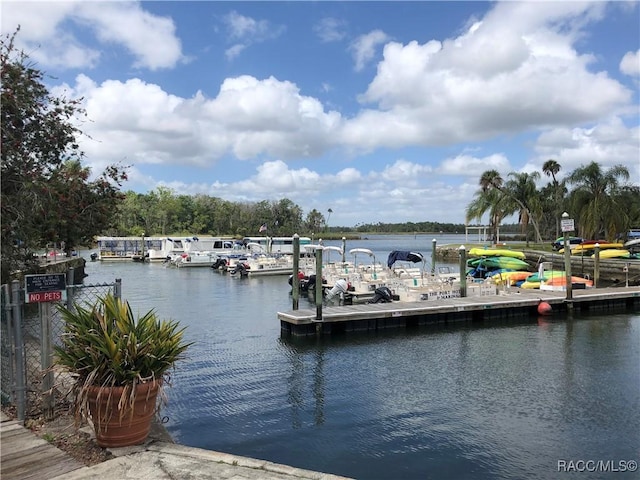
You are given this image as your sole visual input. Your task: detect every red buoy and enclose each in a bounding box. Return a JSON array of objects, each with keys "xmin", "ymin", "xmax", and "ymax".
[{"xmin": 537, "ymin": 301, "xmax": 552, "ymax": 316}]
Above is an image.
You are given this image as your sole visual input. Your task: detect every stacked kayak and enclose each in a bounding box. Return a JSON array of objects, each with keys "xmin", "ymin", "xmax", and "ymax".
[
  {"xmin": 520, "ymin": 271, "xmax": 593, "ymax": 289},
  {"xmin": 468, "ymin": 248, "xmax": 526, "ymax": 260},
  {"xmin": 468, "ymin": 256, "xmax": 530, "ymax": 270},
  {"xmin": 559, "ymin": 242, "xmax": 623, "ymax": 254}
]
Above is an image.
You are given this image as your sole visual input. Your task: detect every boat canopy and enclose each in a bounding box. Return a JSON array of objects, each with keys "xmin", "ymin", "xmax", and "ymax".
[
  {"xmin": 387, "ymin": 251, "xmax": 424, "ymax": 268},
  {"xmin": 349, "ymin": 248, "xmax": 374, "ymax": 256}
]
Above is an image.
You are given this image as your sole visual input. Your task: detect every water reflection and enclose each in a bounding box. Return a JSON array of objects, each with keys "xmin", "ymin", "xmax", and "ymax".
[{"xmin": 78, "ymin": 242, "xmax": 640, "ymax": 480}]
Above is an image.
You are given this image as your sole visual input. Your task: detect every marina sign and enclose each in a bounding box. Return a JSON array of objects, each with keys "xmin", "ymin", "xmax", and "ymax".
[
  {"xmin": 24, "ymin": 273, "xmax": 67, "ymax": 303},
  {"xmin": 561, "ymin": 218, "xmax": 575, "ymax": 233}
]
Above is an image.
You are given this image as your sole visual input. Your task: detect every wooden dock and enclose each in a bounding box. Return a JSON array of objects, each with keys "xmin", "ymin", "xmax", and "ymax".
[
  {"xmin": 0, "ymin": 411, "xmax": 84, "ymax": 479},
  {"xmin": 279, "ymin": 287, "xmax": 640, "ymax": 336}
]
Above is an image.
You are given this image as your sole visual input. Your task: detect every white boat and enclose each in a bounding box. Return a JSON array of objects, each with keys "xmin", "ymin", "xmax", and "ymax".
[
  {"xmin": 172, "ymin": 251, "xmax": 220, "ymax": 268},
  {"xmin": 229, "ymin": 254, "xmax": 303, "ymax": 277},
  {"xmin": 241, "ymin": 236, "xmax": 312, "ymax": 256},
  {"xmin": 148, "ymin": 237, "xmax": 239, "ymax": 262},
  {"xmin": 97, "ymin": 236, "xmax": 149, "ymax": 261}
]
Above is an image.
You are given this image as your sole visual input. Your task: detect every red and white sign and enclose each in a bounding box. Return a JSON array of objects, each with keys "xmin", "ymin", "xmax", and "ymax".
[
  {"xmin": 28, "ymin": 291, "xmax": 63, "ymax": 303},
  {"xmin": 24, "ymin": 273, "xmax": 67, "ymax": 303}
]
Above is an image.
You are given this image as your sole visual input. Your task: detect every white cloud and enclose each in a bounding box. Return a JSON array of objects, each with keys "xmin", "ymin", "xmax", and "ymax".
[
  {"xmin": 221, "ymin": 10, "xmax": 285, "ymax": 58},
  {"xmin": 349, "ymin": 30, "xmax": 391, "ymax": 72},
  {"xmin": 343, "ymin": 1, "xmax": 631, "ymax": 150},
  {"xmin": 60, "ymin": 74, "xmax": 343, "ymax": 174},
  {"xmin": 439, "ymin": 154, "xmax": 511, "ymax": 178},
  {"xmin": 1, "ymin": 1, "xmax": 183, "ymax": 70},
  {"xmin": 314, "ymin": 17, "xmax": 348, "ymax": 43},
  {"xmin": 532, "ymin": 117, "xmax": 640, "ymax": 181},
  {"xmin": 620, "ymin": 49, "xmax": 640, "ymax": 77}
]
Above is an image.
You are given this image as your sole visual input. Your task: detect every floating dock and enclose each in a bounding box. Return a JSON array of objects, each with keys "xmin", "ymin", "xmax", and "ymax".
[{"xmin": 279, "ymin": 287, "xmax": 640, "ymax": 336}]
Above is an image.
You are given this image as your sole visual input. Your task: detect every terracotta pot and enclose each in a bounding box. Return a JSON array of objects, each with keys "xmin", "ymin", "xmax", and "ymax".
[{"xmin": 87, "ymin": 380, "xmax": 160, "ymax": 447}]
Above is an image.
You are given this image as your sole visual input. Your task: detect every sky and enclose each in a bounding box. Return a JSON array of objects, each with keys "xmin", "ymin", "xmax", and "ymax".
[{"xmin": 2, "ymin": 1, "xmax": 639, "ymax": 228}]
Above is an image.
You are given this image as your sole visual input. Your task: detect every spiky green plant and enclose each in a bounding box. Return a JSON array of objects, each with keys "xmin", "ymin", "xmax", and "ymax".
[{"xmin": 55, "ymin": 293, "xmax": 191, "ymax": 424}]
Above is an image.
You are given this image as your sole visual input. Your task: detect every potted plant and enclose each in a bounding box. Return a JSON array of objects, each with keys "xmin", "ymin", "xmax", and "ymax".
[{"xmin": 54, "ymin": 293, "xmax": 191, "ymax": 447}]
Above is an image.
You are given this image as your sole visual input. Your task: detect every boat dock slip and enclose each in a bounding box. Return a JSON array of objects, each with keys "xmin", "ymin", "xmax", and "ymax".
[{"xmin": 279, "ymin": 287, "xmax": 640, "ymax": 336}]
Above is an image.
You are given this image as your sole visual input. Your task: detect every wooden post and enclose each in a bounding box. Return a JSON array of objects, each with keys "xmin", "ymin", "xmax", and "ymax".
[
  {"xmin": 561, "ymin": 213, "xmax": 573, "ymax": 305},
  {"xmin": 458, "ymin": 245, "xmax": 467, "ymax": 298},
  {"xmin": 593, "ymin": 243, "xmax": 600, "ymax": 288},
  {"xmin": 564, "ymin": 236, "xmax": 573, "ymax": 301},
  {"xmin": 292, "ymin": 234, "xmax": 300, "ymax": 310},
  {"xmin": 431, "ymin": 239, "xmax": 437, "ymax": 274},
  {"xmin": 341, "ymin": 237, "xmax": 346, "ymax": 263},
  {"xmin": 315, "ymin": 247, "xmax": 323, "ymax": 321}
]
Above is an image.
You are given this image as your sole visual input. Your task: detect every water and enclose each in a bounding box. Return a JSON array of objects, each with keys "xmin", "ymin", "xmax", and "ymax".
[{"xmin": 80, "ymin": 234, "xmax": 640, "ymax": 480}]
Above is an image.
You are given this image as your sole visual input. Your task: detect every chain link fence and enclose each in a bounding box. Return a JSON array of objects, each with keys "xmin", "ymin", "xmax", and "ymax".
[{"xmin": 1, "ymin": 276, "xmax": 121, "ymax": 421}]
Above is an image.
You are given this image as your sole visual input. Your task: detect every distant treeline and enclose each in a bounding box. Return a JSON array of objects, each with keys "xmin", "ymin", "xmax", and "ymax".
[{"xmin": 109, "ymin": 187, "xmax": 526, "ymax": 239}]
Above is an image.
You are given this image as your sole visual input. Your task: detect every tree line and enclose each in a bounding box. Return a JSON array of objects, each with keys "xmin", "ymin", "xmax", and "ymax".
[{"xmin": 466, "ymin": 161, "xmax": 640, "ymax": 244}]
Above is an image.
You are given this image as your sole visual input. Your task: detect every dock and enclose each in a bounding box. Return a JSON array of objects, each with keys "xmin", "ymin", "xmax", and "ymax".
[
  {"xmin": 0, "ymin": 411, "xmax": 352, "ymax": 480},
  {"xmin": 0, "ymin": 412, "xmax": 84, "ymax": 480},
  {"xmin": 279, "ymin": 287, "xmax": 640, "ymax": 336}
]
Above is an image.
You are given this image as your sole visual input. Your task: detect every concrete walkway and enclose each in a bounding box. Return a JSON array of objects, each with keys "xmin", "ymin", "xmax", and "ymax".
[
  {"xmin": 52, "ymin": 442, "xmax": 352, "ymax": 480},
  {"xmin": 1, "ymin": 412, "xmax": 352, "ymax": 480}
]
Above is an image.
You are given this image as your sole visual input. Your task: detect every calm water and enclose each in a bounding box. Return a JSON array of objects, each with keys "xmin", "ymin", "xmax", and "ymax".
[{"xmin": 81, "ymin": 234, "xmax": 640, "ymax": 480}]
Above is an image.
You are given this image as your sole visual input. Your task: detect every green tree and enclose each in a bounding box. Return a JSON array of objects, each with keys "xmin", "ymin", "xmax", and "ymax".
[
  {"xmin": 567, "ymin": 162, "xmax": 630, "ymax": 239},
  {"xmin": 504, "ymin": 171, "xmax": 543, "ymax": 244},
  {"xmin": 1, "ymin": 29, "xmax": 126, "ymax": 282},
  {"xmin": 466, "ymin": 183, "xmax": 508, "ymax": 242},
  {"xmin": 305, "ymin": 209, "xmax": 325, "ymax": 234},
  {"xmin": 474, "ymin": 170, "xmax": 543, "ymax": 243},
  {"xmin": 542, "ymin": 159, "xmax": 562, "ymax": 239}
]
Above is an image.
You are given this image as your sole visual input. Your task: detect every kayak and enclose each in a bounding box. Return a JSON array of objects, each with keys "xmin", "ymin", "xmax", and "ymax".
[
  {"xmin": 596, "ymin": 249, "xmax": 637, "ymax": 259},
  {"xmin": 468, "ymin": 248, "xmax": 526, "ymax": 260},
  {"xmin": 559, "ymin": 242, "xmax": 623, "ymax": 254},
  {"xmin": 467, "ymin": 256, "xmax": 530, "ymax": 270},
  {"xmin": 544, "ymin": 276, "xmax": 594, "ymax": 287},
  {"xmin": 490, "ymin": 271, "xmax": 532, "ymax": 286}
]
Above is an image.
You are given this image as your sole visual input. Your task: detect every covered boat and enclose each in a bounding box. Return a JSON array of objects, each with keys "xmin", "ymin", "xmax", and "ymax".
[{"xmin": 387, "ymin": 251, "xmax": 424, "ymax": 268}]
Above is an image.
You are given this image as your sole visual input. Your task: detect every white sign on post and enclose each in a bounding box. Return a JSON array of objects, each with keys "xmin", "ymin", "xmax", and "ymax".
[{"xmin": 561, "ymin": 218, "xmax": 574, "ymax": 233}]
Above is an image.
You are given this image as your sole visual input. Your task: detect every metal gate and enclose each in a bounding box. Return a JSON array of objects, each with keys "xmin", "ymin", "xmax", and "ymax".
[{"xmin": 1, "ymin": 274, "xmax": 121, "ymax": 421}]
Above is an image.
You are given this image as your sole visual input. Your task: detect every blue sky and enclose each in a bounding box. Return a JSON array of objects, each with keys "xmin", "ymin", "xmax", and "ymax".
[{"xmin": 2, "ymin": 1, "xmax": 639, "ymax": 227}]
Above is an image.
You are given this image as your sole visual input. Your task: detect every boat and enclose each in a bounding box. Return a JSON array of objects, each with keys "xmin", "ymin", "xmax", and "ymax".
[
  {"xmin": 596, "ymin": 249, "xmax": 638, "ymax": 259},
  {"xmin": 551, "ymin": 236, "xmax": 583, "ymax": 251},
  {"xmin": 467, "ymin": 247, "xmax": 526, "ymax": 260},
  {"xmin": 559, "ymin": 242, "xmax": 623, "ymax": 254},
  {"xmin": 623, "ymin": 238, "xmax": 640, "ymax": 253},
  {"xmin": 488, "ymin": 270, "xmax": 532, "ymax": 286},
  {"xmin": 172, "ymin": 251, "xmax": 220, "ymax": 268},
  {"xmin": 541, "ymin": 276, "xmax": 594, "ymax": 289},
  {"xmin": 229, "ymin": 253, "xmax": 309, "ymax": 277},
  {"xmin": 148, "ymin": 237, "xmax": 239, "ymax": 262},
  {"xmin": 96, "ymin": 236, "xmax": 149, "ymax": 261},
  {"xmin": 241, "ymin": 236, "xmax": 312, "ymax": 256},
  {"xmin": 467, "ymin": 256, "xmax": 530, "ymax": 271}
]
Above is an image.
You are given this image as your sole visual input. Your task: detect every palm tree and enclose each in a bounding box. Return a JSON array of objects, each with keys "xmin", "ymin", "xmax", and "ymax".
[
  {"xmin": 326, "ymin": 208, "xmax": 333, "ymax": 232},
  {"xmin": 475, "ymin": 170, "xmax": 543, "ymax": 243},
  {"xmin": 566, "ymin": 162, "xmax": 630, "ymax": 239},
  {"xmin": 465, "ymin": 187, "xmax": 508, "ymax": 242},
  {"xmin": 505, "ymin": 171, "xmax": 543, "ymax": 244},
  {"xmin": 542, "ymin": 159, "xmax": 562, "ymax": 239}
]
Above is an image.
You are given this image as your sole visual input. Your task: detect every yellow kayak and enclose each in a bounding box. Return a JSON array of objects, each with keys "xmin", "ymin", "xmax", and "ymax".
[
  {"xmin": 468, "ymin": 248, "xmax": 525, "ymax": 259},
  {"xmin": 596, "ymin": 249, "xmax": 632, "ymax": 259},
  {"xmin": 559, "ymin": 242, "xmax": 623, "ymax": 254}
]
